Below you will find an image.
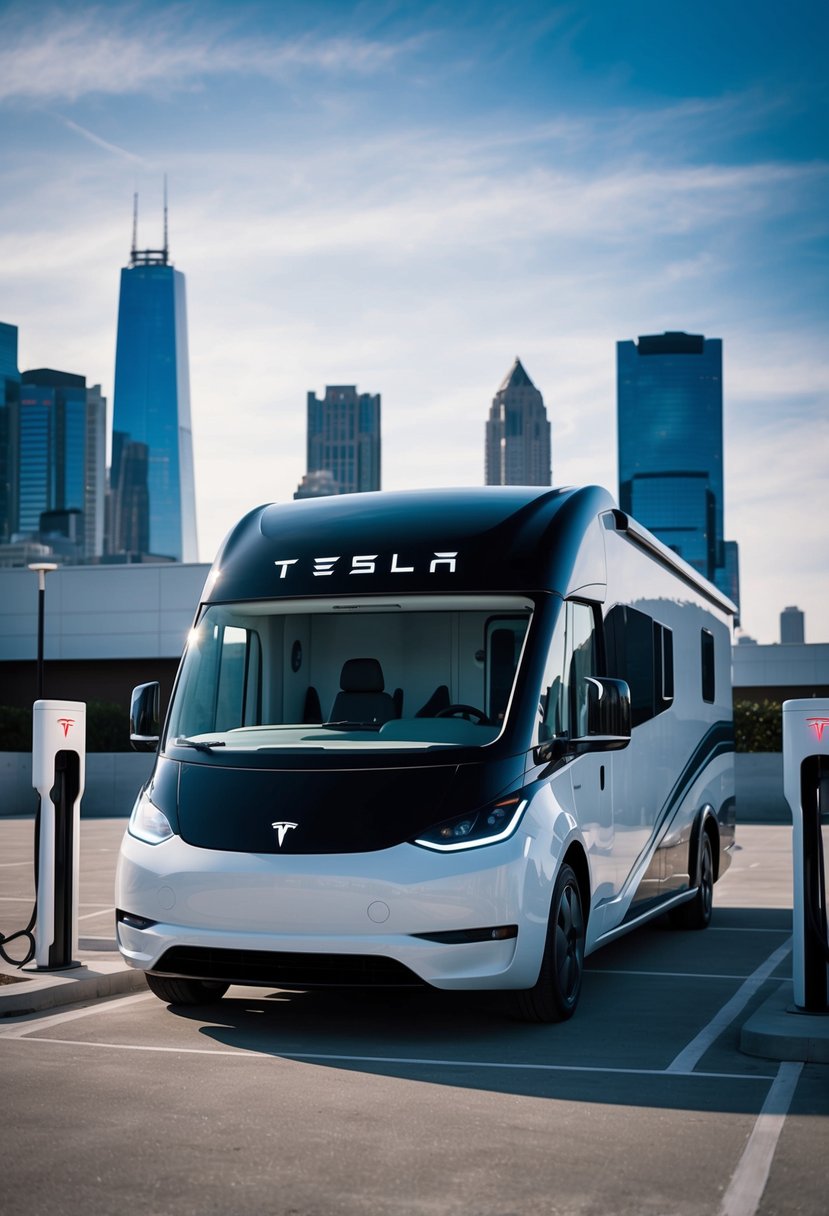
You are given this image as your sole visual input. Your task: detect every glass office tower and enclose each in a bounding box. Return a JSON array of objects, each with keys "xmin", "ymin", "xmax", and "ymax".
[
  {"xmin": 617, "ymin": 331, "xmax": 739, "ymax": 611},
  {"xmin": 485, "ymin": 357, "xmax": 551, "ymax": 486},
  {"xmin": 0, "ymin": 322, "xmax": 20, "ymax": 542},
  {"xmin": 110, "ymin": 217, "xmax": 197, "ymax": 561},
  {"xmin": 13, "ymin": 369, "xmax": 105, "ymax": 562},
  {"xmin": 306, "ymin": 385, "xmax": 381, "ymax": 495}
]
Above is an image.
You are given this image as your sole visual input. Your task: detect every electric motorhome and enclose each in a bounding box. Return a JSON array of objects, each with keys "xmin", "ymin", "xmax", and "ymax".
[{"xmin": 116, "ymin": 486, "xmax": 736, "ymax": 1021}]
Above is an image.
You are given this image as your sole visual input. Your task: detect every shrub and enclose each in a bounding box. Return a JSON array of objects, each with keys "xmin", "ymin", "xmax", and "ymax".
[
  {"xmin": 0, "ymin": 705, "xmax": 32, "ymax": 751},
  {"xmin": 0, "ymin": 701, "xmax": 131, "ymax": 752},
  {"xmin": 733, "ymin": 700, "xmax": 782, "ymax": 753}
]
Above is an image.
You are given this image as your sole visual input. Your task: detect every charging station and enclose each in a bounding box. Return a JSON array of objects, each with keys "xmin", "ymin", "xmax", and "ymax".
[
  {"xmin": 32, "ymin": 700, "xmax": 86, "ymax": 971},
  {"xmin": 783, "ymin": 698, "xmax": 829, "ymax": 1013}
]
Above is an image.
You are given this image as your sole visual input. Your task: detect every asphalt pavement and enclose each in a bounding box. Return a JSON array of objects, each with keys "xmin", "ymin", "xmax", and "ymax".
[
  {"xmin": 1, "ymin": 816, "xmax": 828, "ymax": 1216},
  {"xmin": 2, "ymin": 815, "xmax": 827, "ymax": 1061}
]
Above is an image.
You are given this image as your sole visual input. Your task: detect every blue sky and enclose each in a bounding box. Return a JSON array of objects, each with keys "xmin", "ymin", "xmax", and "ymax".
[{"xmin": 0, "ymin": 0, "xmax": 827, "ymax": 643}]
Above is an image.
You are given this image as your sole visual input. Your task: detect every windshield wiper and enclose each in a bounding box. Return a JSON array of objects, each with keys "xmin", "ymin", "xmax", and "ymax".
[
  {"xmin": 173, "ymin": 737, "xmax": 227, "ymax": 752},
  {"xmin": 318, "ymin": 721, "xmax": 381, "ymax": 731}
]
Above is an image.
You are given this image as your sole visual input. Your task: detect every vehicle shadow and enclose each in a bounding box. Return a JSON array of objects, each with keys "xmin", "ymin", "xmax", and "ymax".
[{"xmin": 161, "ymin": 906, "xmax": 826, "ymax": 1115}]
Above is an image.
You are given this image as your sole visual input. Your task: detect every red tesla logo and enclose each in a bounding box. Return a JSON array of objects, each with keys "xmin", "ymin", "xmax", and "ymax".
[
  {"xmin": 57, "ymin": 718, "xmax": 75, "ymax": 738},
  {"xmin": 806, "ymin": 718, "xmax": 829, "ymax": 742}
]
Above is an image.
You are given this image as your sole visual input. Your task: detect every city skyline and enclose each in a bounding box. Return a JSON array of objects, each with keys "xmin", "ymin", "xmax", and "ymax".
[{"xmin": 0, "ymin": 0, "xmax": 826, "ymax": 643}]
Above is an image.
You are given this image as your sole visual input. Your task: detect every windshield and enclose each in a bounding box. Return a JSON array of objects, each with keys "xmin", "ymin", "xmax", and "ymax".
[{"xmin": 165, "ymin": 595, "xmax": 532, "ymax": 752}]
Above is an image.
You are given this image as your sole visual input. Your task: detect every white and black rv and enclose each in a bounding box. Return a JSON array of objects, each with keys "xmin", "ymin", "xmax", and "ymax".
[{"xmin": 116, "ymin": 486, "xmax": 736, "ymax": 1021}]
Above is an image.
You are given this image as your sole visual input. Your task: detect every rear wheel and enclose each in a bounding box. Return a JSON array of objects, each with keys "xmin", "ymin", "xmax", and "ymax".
[
  {"xmin": 145, "ymin": 973, "xmax": 229, "ymax": 1005},
  {"xmin": 670, "ymin": 830, "xmax": 714, "ymax": 930},
  {"xmin": 511, "ymin": 862, "xmax": 585, "ymax": 1023}
]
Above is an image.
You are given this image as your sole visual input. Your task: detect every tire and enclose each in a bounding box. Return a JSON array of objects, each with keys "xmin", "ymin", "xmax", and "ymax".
[
  {"xmin": 670, "ymin": 830, "xmax": 714, "ymax": 930},
  {"xmin": 145, "ymin": 973, "xmax": 230, "ymax": 1006},
  {"xmin": 511, "ymin": 862, "xmax": 585, "ymax": 1023}
]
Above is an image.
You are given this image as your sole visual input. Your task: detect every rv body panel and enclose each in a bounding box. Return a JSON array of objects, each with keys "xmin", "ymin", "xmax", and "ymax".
[{"xmin": 116, "ymin": 486, "xmax": 735, "ymax": 1008}]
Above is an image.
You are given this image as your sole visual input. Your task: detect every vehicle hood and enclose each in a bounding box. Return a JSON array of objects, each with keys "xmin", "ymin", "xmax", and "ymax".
[{"xmin": 175, "ymin": 755, "xmax": 523, "ymax": 854}]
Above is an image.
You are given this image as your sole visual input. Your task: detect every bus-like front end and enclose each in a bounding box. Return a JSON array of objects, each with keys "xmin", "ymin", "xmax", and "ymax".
[{"xmin": 116, "ymin": 588, "xmax": 570, "ymax": 999}]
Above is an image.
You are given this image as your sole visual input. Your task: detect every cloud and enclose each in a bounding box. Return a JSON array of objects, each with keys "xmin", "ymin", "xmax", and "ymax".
[
  {"xmin": 0, "ymin": 2, "xmax": 423, "ymax": 103},
  {"xmin": 53, "ymin": 113, "xmax": 151, "ymax": 164}
]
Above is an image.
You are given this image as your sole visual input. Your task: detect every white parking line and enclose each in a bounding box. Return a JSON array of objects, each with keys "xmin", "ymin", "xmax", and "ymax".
[
  {"xmin": 719, "ymin": 1062, "xmax": 803, "ymax": 1216},
  {"xmin": 709, "ymin": 927, "xmax": 790, "ymax": 934},
  {"xmin": 0, "ymin": 991, "xmax": 154, "ymax": 1039},
  {"xmin": 666, "ymin": 938, "xmax": 793, "ymax": 1073},
  {"xmin": 3, "ymin": 1035, "xmax": 777, "ymax": 1082},
  {"xmin": 78, "ymin": 907, "xmax": 114, "ymax": 921},
  {"xmin": 589, "ymin": 969, "xmax": 774, "ymax": 982}
]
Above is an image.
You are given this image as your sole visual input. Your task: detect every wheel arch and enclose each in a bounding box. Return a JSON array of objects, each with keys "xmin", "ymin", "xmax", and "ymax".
[
  {"xmin": 561, "ymin": 839, "xmax": 591, "ymax": 930},
  {"xmin": 690, "ymin": 804, "xmax": 721, "ymax": 884}
]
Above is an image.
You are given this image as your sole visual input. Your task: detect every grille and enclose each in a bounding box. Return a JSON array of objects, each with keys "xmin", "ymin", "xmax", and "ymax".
[{"xmin": 154, "ymin": 946, "xmax": 423, "ymax": 988}]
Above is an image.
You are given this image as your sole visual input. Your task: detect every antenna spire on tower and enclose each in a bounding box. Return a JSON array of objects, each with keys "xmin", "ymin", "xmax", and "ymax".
[
  {"xmin": 127, "ymin": 182, "xmax": 171, "ymax": 267},
  {"xmin": 163, "ymin": 175, "xmax": 169, "ymax": 263},
  {"xmin": 131, "ymin": 193, "xmax": 138, "ymax": 264}
]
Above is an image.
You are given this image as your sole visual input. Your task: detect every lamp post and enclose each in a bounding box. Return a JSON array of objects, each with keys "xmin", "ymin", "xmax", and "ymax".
[{"xmin": 28, "ymin": 563, "xmax": 58, "ymax": 701}]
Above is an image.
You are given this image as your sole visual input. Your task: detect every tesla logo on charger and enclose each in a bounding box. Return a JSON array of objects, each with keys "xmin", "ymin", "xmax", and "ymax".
[
  {"xmin": 271, "ymin": 821, "xmax": 298, "ymax": 847},
  {"xmin": 273, "ymin": 552, "xmax": 458, "ymax": 579},
  {"xmin": 57, "ymin": 718, "xmax": 75, "ymax": 737},
  {"xmin": 806, "ymin": 718, "xmax": 829, "ymax": 742}
]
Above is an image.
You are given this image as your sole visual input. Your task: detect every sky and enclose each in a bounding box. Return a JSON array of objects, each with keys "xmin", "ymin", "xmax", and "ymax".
[{"xmin": 0, "ymin": 0, "xmax": 827, "ymax": 644}]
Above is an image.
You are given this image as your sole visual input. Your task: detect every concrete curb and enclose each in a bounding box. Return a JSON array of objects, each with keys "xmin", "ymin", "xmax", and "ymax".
[
  {"xmin": 0, "ymin": 954, "xmax": 147, "ymax": 1017},
  {"xmin": 740, "ymin": 981, "xmax": 829, "ymax": 1064}
]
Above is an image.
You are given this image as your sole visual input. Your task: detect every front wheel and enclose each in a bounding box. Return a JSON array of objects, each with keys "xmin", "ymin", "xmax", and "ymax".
[
  {"xmin": 511, "ymin": 862, "xmax": 585, "ymax": 1023},
  {"xmin": 145, "ymin": 973, "xmax": 229, "ymax": 1006}
]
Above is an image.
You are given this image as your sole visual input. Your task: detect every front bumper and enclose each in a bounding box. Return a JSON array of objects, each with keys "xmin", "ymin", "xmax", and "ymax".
[{"xmin": 115, "ymin": 826, "xmax": 556, "ymax": 991}]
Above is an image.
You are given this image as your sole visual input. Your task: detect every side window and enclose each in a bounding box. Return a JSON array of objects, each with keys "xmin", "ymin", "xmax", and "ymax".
[
  {"xmin": 654, "ymin": 621, "xmax": 674, "ymax": 709},
  {"xmin": 605, "ymin": 605, "xmax": 673, "ymax": 728},
  {"xmin": 537, "ymin": 601, "xmax": 599, "ymax": 744},
  {"xmin": 485, "ymin": 615, "xmax": 531, "ymax": 723},
  {"xmin": 569, "ymin": 602, "xmax": 598, "ymax": 738},
  {"xmin": 701, "ymin": 629, "xmax": 715, "ymax": 704},
  {"xmin": 215, "ymin": 625, "xmax": 262, "ymax": 731}
]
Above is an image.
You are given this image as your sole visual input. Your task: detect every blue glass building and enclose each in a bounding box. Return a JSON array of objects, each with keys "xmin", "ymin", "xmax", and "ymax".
[
  {"xmin": 617, "ymin": 331, "xmax": 739, "ymax": 613},
  {"xmin": 0, "ymin": 322, "xmax": 20, "ymax": 542},
  {"xmin": 12, "ymin": 369, "xmax": 105, "ymax": 563},
  {"xmin": 110, "ymin": 212, "xmax": 197, "ymax": 561}
]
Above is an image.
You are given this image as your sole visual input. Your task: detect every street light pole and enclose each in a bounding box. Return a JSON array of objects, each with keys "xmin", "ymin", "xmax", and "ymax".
[{"xmin": 28, "ymin": 563, "xmax": 58, "ymax": 701}]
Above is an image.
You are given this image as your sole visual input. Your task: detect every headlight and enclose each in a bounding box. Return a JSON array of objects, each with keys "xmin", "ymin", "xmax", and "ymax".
[
  {"xmin": 413, "ymin": 796, "xmax": 527, "ymax": 852},
  {"xmin": 128, "ymin": 787, "xmax": 175, "ymax": 845}
]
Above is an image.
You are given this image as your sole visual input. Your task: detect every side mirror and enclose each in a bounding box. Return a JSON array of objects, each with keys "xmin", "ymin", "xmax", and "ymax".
[
  {"xmin": 130, "ymin": 682, "xmax": 160, "ymax": 752},
  {"xmin": 574, "ymin": 676, "xmax": 631, "ymax": 751}
]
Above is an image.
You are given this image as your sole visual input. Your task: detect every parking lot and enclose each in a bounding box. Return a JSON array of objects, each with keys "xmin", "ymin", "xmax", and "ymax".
[{"xmin": 1, "ymin": 819, "xmax": 828, "ymax": 1216}]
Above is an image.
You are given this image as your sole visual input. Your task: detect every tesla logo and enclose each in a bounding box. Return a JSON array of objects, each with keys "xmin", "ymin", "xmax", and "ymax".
[
  {"xmin": 57, "ymin": 718, "xmax": 75, "ymax": 737},
  {"xmin": 273, "ymin": 552, "xmax": 458, "ymax": 579},
  {"xmin": 807, "ymin": 718, "xmax": 829, "ymax": 742},
  {"xmin": 271, "ymin": 821, "xmax": 298, "ymax": 847}
]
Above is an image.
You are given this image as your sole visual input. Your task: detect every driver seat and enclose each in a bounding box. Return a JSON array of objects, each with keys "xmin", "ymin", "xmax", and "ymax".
[{"xmin": 329, "ymin": 658, "xmax": 397, "ymax": 725}]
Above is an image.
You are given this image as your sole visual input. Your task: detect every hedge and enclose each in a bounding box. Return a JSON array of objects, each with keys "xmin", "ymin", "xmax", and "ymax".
[
  {"xmin": 733, "ymin": 700, "xmax": 782, "ymax": 753},
  {"xmin": 0, "ymin": 702, "xmax": 130, "ymax": 752}
]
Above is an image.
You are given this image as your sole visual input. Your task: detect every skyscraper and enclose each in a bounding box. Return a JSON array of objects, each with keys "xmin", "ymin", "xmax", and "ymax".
[
  {"xmin": 780, "ymin": 606, "xmax": 805, "ymax": 644},
  {"xmin": 485, "ymin": 358, "xmax": 551, "ymax": 486},
  {"xmin": 11, "ymin": 368, "xmax": 106, "ymax": 562},
  {"xmin": 109, "ymin": 197, "xmax": 197, "ymax": 561},
  {"xmin": 0, "ymin": 321, "xmax": 20, "ymax": 543},
  {"xmin": 306, "ymin": 385, "xmax": 381, "ymax": 495},
  {"xmin": 616, "ymin": 331, "xmax": 739, "ymax": 610}
]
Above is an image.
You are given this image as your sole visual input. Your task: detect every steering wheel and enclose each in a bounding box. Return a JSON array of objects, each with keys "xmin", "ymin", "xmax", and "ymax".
[{"xmin": 435, "ymin": 704, "xmax": 492, "ymax": 725}]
